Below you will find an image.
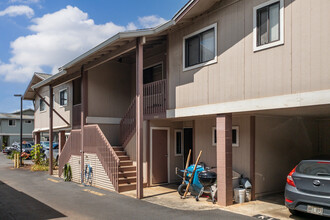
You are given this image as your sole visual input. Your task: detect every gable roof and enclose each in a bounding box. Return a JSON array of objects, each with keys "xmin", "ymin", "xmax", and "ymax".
[{"xmin": 23, "ymin": 72, "xmax": 52, "ymax": 100}]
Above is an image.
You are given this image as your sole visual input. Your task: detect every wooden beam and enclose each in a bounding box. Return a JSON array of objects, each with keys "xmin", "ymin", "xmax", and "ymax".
[
  {"xmin": 51, "ymin": 70, "xmax": 81, "ymax": 87},
  {"xmin": 85, "ymin": 40, "xmax": 136, "ymax": 71},
  {"xmin": 136, "ymin": 37, "xmax": 145, "ymax": 199},
  {"xmin": 49, "ymin": 85, "xmax": 54, "ymax": 175},
  {"xmin": 80, "ymin": 66, "xmax": 88, "ymax": 183},
  {"xmin": 250, "ymin": 116, "xmax": 256, "ymax": 201},
  {"xmin": 34, "ymin": 90, "xmax": 70, "ymax": 126}
]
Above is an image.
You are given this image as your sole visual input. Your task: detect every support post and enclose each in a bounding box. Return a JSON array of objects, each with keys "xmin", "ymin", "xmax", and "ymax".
[
  {"xmin": 49, "ymin": 85, "xmax": 54, "ymax": 175},
  {"xmin": 136, "ymin": 37, "xmax": 145, "ymax": 199},
  {"xmin": 81, "ymin": 67, "xmax": 88, "ymax": 183},
  {"xmin": 250, "ymin": 116, "xmax": 256, "ymax": 201},
  {"xmin": 216, "ymin": 114, "xmax": 233, "ymax": 206},
  {"xmin": 34, "ymin": 132, "xmax": 40, "ymax": 145},
  {"xmin": 19, "ymin": 96, "xmax": 23, "ymax": 166},
  {"xmin": 59, "ymin": 130, "xmax": 66, "ymax": 155}
]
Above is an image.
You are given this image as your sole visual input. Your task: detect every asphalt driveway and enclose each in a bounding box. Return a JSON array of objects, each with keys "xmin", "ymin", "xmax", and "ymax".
[{"xmin": 0, "ymin": 153, "xmax": 252, "ymax": 220}]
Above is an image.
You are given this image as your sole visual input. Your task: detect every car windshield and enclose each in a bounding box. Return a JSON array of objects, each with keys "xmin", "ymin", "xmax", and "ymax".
[
  {"xmin": 21, "ymin": 144, "xmax": 31, "ymax": 149},
  {"xmin": 296, "ymin": 161, "xmax": 330, "ymax": 176}
]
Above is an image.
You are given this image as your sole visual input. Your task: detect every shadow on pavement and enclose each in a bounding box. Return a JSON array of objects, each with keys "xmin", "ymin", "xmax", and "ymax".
[{"xmin": 0, "ymin": 181, "xmax": 66, "ymax": 220}]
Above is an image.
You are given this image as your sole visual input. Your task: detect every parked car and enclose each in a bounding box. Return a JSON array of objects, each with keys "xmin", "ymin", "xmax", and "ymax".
[
  {"xmin": 43, "ymin": 143, "xmax": 59, "ymax": 162},
  {"xmin": 285, "ymin": 156, "xmax": 330, "ymax": 217},
  {"xmin": 2, "ymin": 146, "xmax": 18, "ymax": 154},
  {"xmin": 12, "ymin": 143, "xmax": 33, "ymax": 154}
]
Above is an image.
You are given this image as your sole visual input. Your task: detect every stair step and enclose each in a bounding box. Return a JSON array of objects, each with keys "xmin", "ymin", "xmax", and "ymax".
[
  {"xmin": 120, "ymin": 160, "xmax": 133, "ymax": 166},
  {"xmin": 118, "ymin": 183, "xmax": 136, "ymax": 192},
  {"xmin": 119, "ymin": 177, "xmax": 137, "ymax": 184},
  {"xmin": 116, "ymin": 151, "xmax": 127, "ymax": 156},
  {"xmin": 119, "ymin": 166, "xmax": 136, "ymax": 172},
  {"xmin": 112, "ymin": 146, "xmax": 124, "ymax": 152},
  {"xmin": 118, "ymin": 155, "xmax": 130, "ymax": 161},
  {"xmin": 118, "ymin": 171, "xmax": 136, "ymax": 178}
]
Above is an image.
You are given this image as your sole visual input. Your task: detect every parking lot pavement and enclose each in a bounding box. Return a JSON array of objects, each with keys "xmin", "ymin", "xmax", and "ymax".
[{"xmin": 0, "ymin": 153, "xmax": 252, "ymax": 220}]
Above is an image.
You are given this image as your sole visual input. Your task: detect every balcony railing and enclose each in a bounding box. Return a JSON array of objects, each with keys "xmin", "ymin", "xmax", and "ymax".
[{"xmin": 143, "ymin": 79, "xmax": 167, "ymax": 118}]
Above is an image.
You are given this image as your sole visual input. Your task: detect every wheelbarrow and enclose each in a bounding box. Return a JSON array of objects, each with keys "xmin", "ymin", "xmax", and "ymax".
[{"xmin": 176, "ymin": 164, "xmax": 217, "ymax": 204}]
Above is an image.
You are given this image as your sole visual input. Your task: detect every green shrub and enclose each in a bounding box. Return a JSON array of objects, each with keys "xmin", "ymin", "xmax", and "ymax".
[{"xmin": 30, "ymin": 144, "xmax": 44, "ymax": 165}]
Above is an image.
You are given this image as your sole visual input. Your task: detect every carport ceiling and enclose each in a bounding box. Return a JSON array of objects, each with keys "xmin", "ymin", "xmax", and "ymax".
[{"xmin": 255, "ymin": 105, "xmax": 330, "ymax": 119}]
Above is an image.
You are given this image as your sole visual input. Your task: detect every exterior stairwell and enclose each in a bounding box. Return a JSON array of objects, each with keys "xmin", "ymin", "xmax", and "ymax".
[{"xmin": 112, "ymin": 146, "xmax": 137, "ymax": 192}]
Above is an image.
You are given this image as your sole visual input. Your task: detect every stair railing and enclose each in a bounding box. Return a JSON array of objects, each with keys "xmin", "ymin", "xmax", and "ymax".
[
  {"xmin": 58, "ymin": 129, "xmax": 81, "ymax": 177},
  {"xmin": 119, "ymin": 98, "xmax": 136, "ymax": 147},
  {"xmin": 83, "ymin": 124, "xmax": 120, "ymax": 192}
]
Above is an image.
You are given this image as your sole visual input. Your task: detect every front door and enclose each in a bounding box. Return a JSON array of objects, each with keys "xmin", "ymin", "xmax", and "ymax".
[
  {"xmin": 184, "ymin": 128, "xmax": 193, "ymax": 165},
  {"xmin": 152, "ymin": 129, "xmax": 168, "ymax": 184}
]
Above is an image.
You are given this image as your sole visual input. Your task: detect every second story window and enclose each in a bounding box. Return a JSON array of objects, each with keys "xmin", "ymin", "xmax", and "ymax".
[
  {"xmin": 8, "ymin": 120, "xmax": 16, "ymax": 126},
  {"xmin": 40, "ymin": 99, "xmax": 46, "ymax": 112},
  {"xmin": 253, "ymin": 0, "xmax": 284, "ymax": 51},
  {"xmin": 59, "ymin": 89, "xmax": 68, "ymax": 106},
  {"xmin": 25, "ymin": 120, "xmax": 32, "ymax": 124},
  {"xmin": 184, "ymin": 23, "xmax": 217, "ymax": 71}
]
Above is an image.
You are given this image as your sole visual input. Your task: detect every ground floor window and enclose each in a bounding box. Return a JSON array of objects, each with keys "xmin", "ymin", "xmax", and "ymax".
[
  {"xmin": 174, "ymin": 130, "xmax": 183, "ymax": 156},
  {"xmin": 212, "ymin": 126, "xmax": 239, "ymax": 147}
]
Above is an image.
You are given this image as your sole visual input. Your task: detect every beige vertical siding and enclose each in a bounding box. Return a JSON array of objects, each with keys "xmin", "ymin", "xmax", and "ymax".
[
  {"xmin": 34, "ymin": 82, "xmax": 72, "ymax": 131},
  {"xmin": 168, "ymin": 0, "xmax": 330, "ymax": 110},
  {"xmin": 88, "ymin": 60, "xmax": 132, "ymax": 118},
  {"xmin": 64, "ymin": 155, "xmax": 81, "ymax": 184}
]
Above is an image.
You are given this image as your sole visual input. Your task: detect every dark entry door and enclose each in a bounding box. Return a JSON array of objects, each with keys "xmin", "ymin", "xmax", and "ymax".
[
  {"xmin": 184, "ymin": 128, "xmax": 193, "ymax": 165},
  {"xmin": 152, "ymin": 129, "xmax": 168, "ymax": 184}
]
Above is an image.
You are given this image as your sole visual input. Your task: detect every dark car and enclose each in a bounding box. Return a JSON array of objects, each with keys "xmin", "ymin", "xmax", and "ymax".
[{"xmin": 285, "ymin": 156, "xmax": 330, "ymax": 217}]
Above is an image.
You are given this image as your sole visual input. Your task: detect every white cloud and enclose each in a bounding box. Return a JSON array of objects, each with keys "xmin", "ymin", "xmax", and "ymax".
[
  {"xmin": 0, "ymin": 5, "xmax": 167, "ymax": 83},
  {"xmin": 0, "ymin": 6, "xmax": 127, "ymax": 82},
  {"xmin": 0, "ymin": 5, "xmax": 34, "ymax": 18},
  {"xmin": 9, "ymin": 0, "xmax": 40, "ymax": 4},
  {"xmin": 138, "ymin": 15, "xmax": 167, "ymax": 28}
]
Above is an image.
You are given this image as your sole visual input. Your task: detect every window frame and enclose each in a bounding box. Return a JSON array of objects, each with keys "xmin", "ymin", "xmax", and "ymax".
[
  {"xmin": 59, "ymin": 88, "xmax": 68, "ymax": 107},
  {"xmin": 174, "ymin": 129, "xmax": 183, "ymax": 156},
  {"xmin": 24, "ymin": 120, "xmax": 32, "ymax": 124},
  {"xmin": 183, "ymin": 23, "xmax": 218, "ymax": 71},
  {"xmin": 212, "ymin": 126, "xmax": 240, "ymax": 147},
  {"xmin": 8, "ymin": 120, "xmax": 16, "ymax": 127},
  {"xmin": 39, "ymin": 98, "xmax": 46, "ymax": 112},
  {"xmin": 143, "ymin": 62, "xmax": 164, "ymax": 85},
  {"xmin": 253, "ymin": 0, "xmax": 284, "ymax": 52}
]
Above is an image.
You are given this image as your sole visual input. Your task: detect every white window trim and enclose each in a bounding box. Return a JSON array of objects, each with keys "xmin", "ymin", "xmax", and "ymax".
[
  {"xmin": 212, "ymin": 126, "xmax": 239, "ymax": 147},
  {"xmin": 8, "ymin": 120, "xmax": 16, "ymax": 127},
  {"xmin": 232, "ymin": 126, "xmax": 239, "ymax": 147},
  {"xmin": 253, "ymin": 0, "xmax": 284, "ymax": 52},
  {"xmin": 174, "ymin": 129, "xmax": 183, "ymax": 156},
  {"xmin": 59, "ymin": 88, "xmax": 68, "ymax": 107},
  {"xmin": 39, "ymin": 98, "xmax": 46, "ymax": 113},
  {"xmin": 183, "ymin": 23, "xmax": 218, "ymax": 71}
]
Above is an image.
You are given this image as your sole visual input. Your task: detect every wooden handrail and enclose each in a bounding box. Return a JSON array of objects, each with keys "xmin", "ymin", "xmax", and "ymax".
[{"xmin": 119, "ymin": 98, "xmax": 136, "ymax": 147}]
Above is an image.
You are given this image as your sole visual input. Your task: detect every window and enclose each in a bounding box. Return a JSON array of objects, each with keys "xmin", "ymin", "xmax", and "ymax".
[
  {"xmin": 212, "ymin": 126, "xmax": 239, "ymax": 147},
  {"xmin": 73, "ymin": 78, "xmax": 81, "ymax": 105},
  {"xmin": 253, "ymin": 0, "xmax": 284, "ymax": 51},
  {"xmin": 183, "ymin": 23, "xmax": 217, "ymax": 71},
  {"xmin": 25, "ymin": 120, "xmax": 32, "ymax": 124},
  {"xmin": 8, "ymin": 120, "xmax": 16, "ymax": 127},
  {"xmin": 40, "ymin": 99, "xmax": 46, "ymax": 112},
  {"xmin": 174, "ymin": 130, "xmax": 183, "ymax": 156},
  {"xmin": 59, "ymin": 89, "xmax": 68, "ymax": 106},
  {"xmin": 143, "ymin": 63, "xmax": 163, "ymax": 84}
]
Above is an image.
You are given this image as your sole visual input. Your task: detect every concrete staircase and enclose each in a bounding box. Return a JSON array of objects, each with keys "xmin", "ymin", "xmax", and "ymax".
[{"xmin": 112, "ymin": 146, "xmax": 137, "ymax": 192}]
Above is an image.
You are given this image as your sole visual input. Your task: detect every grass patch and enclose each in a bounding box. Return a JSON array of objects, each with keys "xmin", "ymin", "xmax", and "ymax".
[{"xmin": 31, "ymin": 164, "xmax": 48, "ymax": 172}]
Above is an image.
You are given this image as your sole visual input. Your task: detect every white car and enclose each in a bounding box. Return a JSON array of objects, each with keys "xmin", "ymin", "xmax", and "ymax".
[{"xmin": 43, "ymin": 143, "xmax": 59, "ymax": 162}]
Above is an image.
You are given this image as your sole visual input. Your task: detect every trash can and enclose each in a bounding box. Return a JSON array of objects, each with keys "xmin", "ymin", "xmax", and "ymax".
[
  {"xmin": 234, "ymin": 188, "xmax": 246, "ymax": 204},
  {"xmin": 245, "ymin": 188, "xmax": 252, "ymax": 202}
]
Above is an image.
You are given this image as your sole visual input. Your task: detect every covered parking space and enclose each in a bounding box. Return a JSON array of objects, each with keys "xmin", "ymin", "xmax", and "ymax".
[{"xmin": 252, "ymin": 104, "xmax": 330, "ymax": 198}]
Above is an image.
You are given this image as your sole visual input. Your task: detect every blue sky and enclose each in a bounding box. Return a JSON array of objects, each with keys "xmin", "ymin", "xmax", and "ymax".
[{"xmin": 0, "ymin": 0, "xmax": 187, "ymax": 113}]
